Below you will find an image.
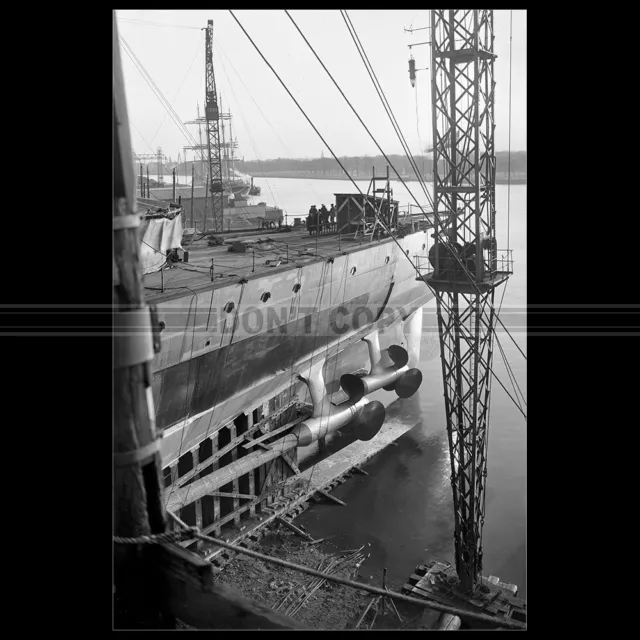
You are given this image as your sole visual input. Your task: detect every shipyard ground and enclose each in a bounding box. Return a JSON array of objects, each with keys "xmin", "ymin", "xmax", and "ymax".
[
  {"xmin": 207, "ymin": 528, "xmax": 434, "ymax": 630},
  {"xmin": 176, "ymin": 411, "xmax": 449, "ymax": 630},
  {"xmin": 170, "ymin": 408, "xmax": 438, "ymax": 629}
]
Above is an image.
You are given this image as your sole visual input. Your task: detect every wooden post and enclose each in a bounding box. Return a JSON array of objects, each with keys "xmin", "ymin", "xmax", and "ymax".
[
  {"xmin": 140, "ymin": 163, "xmax": 143, "ymax": 197},
  {"xmin": 146, "ymin": 166, "xmax": 150, "ymax": 198},
  {"xmin": 113, "ymin": 13, "xmax": 171, "ymax": 628},
  {"xmin": 245, "ymin": 413, "xmax": 256, "ymax": 516},
  {"xmin": 211, "ymin": 433, "xmax": 221, "ymax": 535},
  {"xmin": 230, "ymin": 424, "xmax": 241, "ymax": 526},
  {"xmin": 191, "ymin": 163, "xmax": 195, "ymax": 228},
  {"xmin": 192, "ymin": 449, "xmax": 203, "ymax": 550},
  {"xmin": 172, "ymin": 168, "xmax": 176, "ymax": 202}
]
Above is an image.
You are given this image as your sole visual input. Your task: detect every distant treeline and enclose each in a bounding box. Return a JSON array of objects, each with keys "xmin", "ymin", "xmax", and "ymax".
[{"xmin": 237, "ymin": 151, "xmax": 526, "ymax": 178}]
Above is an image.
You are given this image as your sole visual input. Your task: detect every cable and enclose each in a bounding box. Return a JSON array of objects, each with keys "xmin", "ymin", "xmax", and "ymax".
[
  {"xmin": 211, "ymin": 38, "xmax": 322, "ymax": 205},
  {"xmin": 349, "ymin": 10, "xmax": 526, "ymax": 363},
  {"xmin": 287, "ymin": 10, "xmax": 525, "ymax": 363},
  {"xmin": 340, "ymin": 11, "xmax": 434, "ymax": 208},
  {"xmin": 163, "ymin": 512, "xmax": 525, "ymax": 630},
  {"xmin": 507, "ymin": 10, "xmax": 513, "ymax": 252},
  {"xmin": 146, "ymin": 39, "xmax": 203, "ymax": 154},
  {"xmin": 212, "ymin": 40, "xmax": 281, "ymax": 212},
  {"xmin": 229, "ymin": 9, "xmax": 526, "ymax": 419},
  {"xmin": 120, "ymin": 37, "xmax": 209, "ymax": 203},
  {"xmin": 120, "ymin": 37, "xmax": 206, "ymax": 165}
]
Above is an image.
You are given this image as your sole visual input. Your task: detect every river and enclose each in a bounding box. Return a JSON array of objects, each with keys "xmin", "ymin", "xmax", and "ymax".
[{"xmin": 243, "ymin": 176, "xmax": 527, "ymax": 599}]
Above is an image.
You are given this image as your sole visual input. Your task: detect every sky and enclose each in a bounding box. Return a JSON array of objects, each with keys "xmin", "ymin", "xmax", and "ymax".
[{"xmin": 116, "ymin": 10, "xmax": 526, "ymax": 163}]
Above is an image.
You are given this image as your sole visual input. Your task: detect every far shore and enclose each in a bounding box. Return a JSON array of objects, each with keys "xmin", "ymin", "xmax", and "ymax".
[{"xmin": 250, "ymin": 170, "xmax": 526, "ymax": 183}]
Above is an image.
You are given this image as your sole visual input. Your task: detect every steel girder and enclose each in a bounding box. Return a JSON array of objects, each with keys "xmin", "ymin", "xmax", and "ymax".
[{"xmin": 429, "ymin": 9, "xmax": 500, "ymax": 593}]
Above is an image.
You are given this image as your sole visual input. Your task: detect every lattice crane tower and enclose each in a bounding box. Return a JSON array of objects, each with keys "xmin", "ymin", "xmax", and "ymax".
[
  {"xmin": 425, "ymin": 9, "xmax": 513, "ymax": 593},
  {"xmin": 205, "ymin": 19, "xmax": 224, "ymax": 232}
]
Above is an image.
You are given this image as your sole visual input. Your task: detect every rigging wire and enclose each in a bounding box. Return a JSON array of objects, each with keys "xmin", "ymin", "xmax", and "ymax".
[
  {"xmin": 145, "ymin": 38, "xmax": 203, "ymax": 154},
  {"xmin": 349, "ymin": 13, "xmax": 526, "ymax": 363},
  {"xmin": 119, "ymin": 37, "xmax": 206, "ymax": 165},
  {"xmin": 228, "ymin": 9, "xmax": 526, "ymax": 420},
  {"xmin": 287, "ymin": 10, "xmax": 526, "ymax": 365},
  {"xmin": 507, "ymin": 10, "xmax": 513, "ymax": 252},
  {"xmin": 211, "ymin": 38, "xmax": 323, "ymax": 206},
  {"xmin": 211, "ymin": 39, "xmax": 281, "ymax": 211},
  {"xmin": 338, "ymin": 11, "xmax": 434, "ymax": 208},
  {"xmin": 119, "ymin": 37, "xmax": 210, "ymax": 201}
]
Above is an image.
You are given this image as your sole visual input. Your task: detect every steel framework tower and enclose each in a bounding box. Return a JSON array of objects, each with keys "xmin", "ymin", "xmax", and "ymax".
[
  {"xmin": 425, "ymin": 10, "xmax": 512, "ymax": 593},
  {"xmin": 204, "ymin": 19, "xmax": 224, "ymax": 232}
]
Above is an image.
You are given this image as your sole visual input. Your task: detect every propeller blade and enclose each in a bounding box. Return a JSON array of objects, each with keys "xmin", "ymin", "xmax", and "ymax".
[
  {"xmin": 395, "ymin": 368, "xmax": 423, "ymax": 399},
  {"xmin": 340, "ymin": 374, "xmax": 366, "ymax": 403},
  {"xmin": 387, "ymin": 344, "xmax": 409, "ymax": 368},
  {"xmin": 352, "ymin": 400, "xmax": 386, "ymax": 441}
]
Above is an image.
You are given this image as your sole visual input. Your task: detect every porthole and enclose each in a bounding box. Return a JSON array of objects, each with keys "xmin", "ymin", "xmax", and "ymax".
[
  {"xmin": 205, "ymin": 340, "xmax": 211, "ymax": 347},
  {"xmin": 350, "ymin": 267, "xmax": 357, "ymax": 276},
  {"xmin": 224, "ymin": 301, "xmax": 235, "ymax": 313},
  {"xmin": 406, "ymin": 249, "xmax": 410, "ymax": 255},
  {"xmin": 260, "ymin": 291, "xmax": 272, "ymax": 303},
  {"xmin": 385, "ymin": 256, "xmax": 390, "ymax": 264},
  {"xmin": 292, "ymin": 283, "xmax": 301, "ymax": 293},
  {"xmin": 158, "ymin": 320, "xmax": 166, "ymax": 332},
  {"xmin": 422, "ymin": 243, "xmax": 426, "ymax": 250}
]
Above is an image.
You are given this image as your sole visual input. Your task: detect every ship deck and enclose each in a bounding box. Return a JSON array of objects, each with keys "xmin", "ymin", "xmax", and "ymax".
[{"xmin": 144, "ymin": 222, "xmax": 429, "ymax": 302}]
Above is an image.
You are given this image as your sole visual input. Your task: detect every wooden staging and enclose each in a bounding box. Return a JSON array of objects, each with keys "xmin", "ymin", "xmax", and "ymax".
[{"xmin": 402, "ymin": 560, "xmax": 527, "ymax": 629}]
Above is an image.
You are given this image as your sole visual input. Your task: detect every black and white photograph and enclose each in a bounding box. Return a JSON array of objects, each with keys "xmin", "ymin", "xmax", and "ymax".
[{"xmin": 113, "ymin": 9, "xmax": 527, "ymax": 630}]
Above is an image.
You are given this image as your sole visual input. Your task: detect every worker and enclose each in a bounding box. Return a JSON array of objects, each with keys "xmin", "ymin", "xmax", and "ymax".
[
  {"xmin": 460, "ymin": 240, "xmax": 477, "ymax": 276},
  {"xmin": 308, "ymin": 205, "xmax": 317, "ymax": 235},
  {"xmin": 329, "ymin": 204, "xmax": 336, "ymax": 226},
  {"xmin": 319, "ymin": 204, "xmax": 329, "ymax": 231}
]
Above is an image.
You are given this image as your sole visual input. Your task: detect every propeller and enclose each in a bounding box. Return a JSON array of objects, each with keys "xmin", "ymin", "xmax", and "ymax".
[
  {"xmin": 340, "ymin": 373, "xmax": 367, "ymax": 403},
  {"xmin": 351, "ymin": 400, "xmax": 386, "ymax": 441},
  {"xmin": 387, "ymin": 344, "xmax": 409, "ymax": 368},
  {"xmin": 394, "ymin": 368, "xmax": 423, "ymax": 398}
]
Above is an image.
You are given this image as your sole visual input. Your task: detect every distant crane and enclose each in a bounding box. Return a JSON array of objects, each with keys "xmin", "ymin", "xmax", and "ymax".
[
  {"xmin": 133, "ymin": 152, "xmax": 156, "ymax": 197},
  {"xmin": 420, "ymin": 10, "xmax": 513, "ymax": 594},
  {"xmin": 204, "ymin": 19, "xmax": 225, "ymax": 232}
]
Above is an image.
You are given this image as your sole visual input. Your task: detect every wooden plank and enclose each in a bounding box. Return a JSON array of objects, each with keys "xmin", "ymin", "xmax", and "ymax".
[
  {"xmin": 158, "ymin": 543, "xmax": 306, "ymax": 629},
  {"xmin": 281, "ymin": 451, "xmax": 301, "ymax": 477},
  {"xmin": 170, "ymin": 464, "xmax": 179, "ymax": 486},
  {"xmin": 315, "ymin": 487, "xmax": 346, "ymax": 506},
  {"xmin": 275, "ymin": 516, "xmax": 315, "ymax": 542},
  {"xmin": 207, "ymin": 491, "xmax": 257, "ymax": 500},
  {"xmin": 175, "ymin": 424, "xmax": 261, "ymax": 489},
  {"xmin": 173, "ymin": 401, "xmax": 299, "ymax": 489},
  {"xmin": 241, "ymin": 417, "xmax": 305, "ymax": 449}
]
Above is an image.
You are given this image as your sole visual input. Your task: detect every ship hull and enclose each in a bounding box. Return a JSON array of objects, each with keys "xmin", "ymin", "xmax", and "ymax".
[{"xmin": 150, "ymin": 229, "xmax": 433, "ymax": 468}]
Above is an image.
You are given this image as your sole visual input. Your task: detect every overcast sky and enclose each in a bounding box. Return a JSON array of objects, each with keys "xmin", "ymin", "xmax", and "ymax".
[{"xmin": 116, "ymin": 10, "xmax": 526, "ymax": 163}]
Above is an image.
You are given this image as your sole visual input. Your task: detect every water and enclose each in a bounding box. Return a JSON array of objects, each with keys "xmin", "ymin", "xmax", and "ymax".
[{"xmin": 251, "ymin": 176, "xmax": 527, "ymax": 598}]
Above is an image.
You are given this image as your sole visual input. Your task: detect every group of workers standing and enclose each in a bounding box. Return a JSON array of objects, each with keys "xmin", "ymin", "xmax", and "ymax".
[{"xmin": 306, "ymin": 203, "xmax": 336, "ymax": 234}]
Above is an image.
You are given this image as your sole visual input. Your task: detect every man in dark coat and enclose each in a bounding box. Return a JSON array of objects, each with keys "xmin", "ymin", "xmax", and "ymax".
[{"xmin": 329, "ymin": 204, "xmax": 336, "ymax": 226}]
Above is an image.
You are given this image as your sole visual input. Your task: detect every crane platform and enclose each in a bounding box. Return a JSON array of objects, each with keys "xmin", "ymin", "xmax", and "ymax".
[
  {"xmin": 419, "ymin": 271, "xmax": 512, "ymax": 294},
  {"xmin": 402, "ymin": 560, "xmax": 527, "ymax": 629}
]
